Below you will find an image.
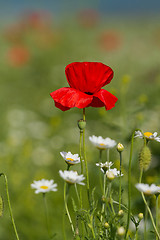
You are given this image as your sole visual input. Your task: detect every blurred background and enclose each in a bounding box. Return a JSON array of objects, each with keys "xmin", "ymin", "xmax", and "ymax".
[{"xmin": 0, "ymin": 0, "xmax": 160, "ymax": 239}]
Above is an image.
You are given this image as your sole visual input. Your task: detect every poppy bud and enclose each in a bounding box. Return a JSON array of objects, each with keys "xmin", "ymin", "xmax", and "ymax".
[
  {"xmin": 117, "ymin": 143, "xmax": 124, "ymax": 152},
  {"xmin": 77, "ymin": 119, "xmax": 86, "ymax": 132},
  {"xmin": 139, "ymin": 146, "xmax": 151, "ymax": 171}
]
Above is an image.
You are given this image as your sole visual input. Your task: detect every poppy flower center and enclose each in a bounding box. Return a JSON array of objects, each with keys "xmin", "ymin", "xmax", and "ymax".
[
  {"xmin": 85, "ymin": 92, "xmax": 93, "ymax": 95},
  {"xmin": 40, "ymin": 186, "xmax": 49, "ymax": 189},
  {"xmin": 144, "ymin": 132, "xmax": 153, "ymax": 139}
]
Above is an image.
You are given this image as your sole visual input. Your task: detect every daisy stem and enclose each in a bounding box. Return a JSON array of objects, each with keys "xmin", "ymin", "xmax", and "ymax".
[
  {"xmin": 0, "ymin": 173, "xmax": 20, "ymax": 240},
  {"xmin": 107, "ymin": 149, "xmax": 110, "ymax": 165},
  {"xmin": 64, "ymin": 183, "xmax": 75, "ymax": 235},
  {"xmin": 125, "ymin": 129, "xmax": 144, "ymax": 239},
  {"xmin": 141, "ymin": 193, "xmax": 160, "ymax": 240},
  {"xmin": 82, "ymin": 108, "xmax": 90, "ymax": 205},
  {"xmin": 75, "ymin": 184, "xmax": 80, "ymax": 206},
  {"xmin": 109, "ymin": 182, "xmax": 115, "ymax": 215},
  {"xmin": 99, "ymin": 150, "xmax": 103, "ymax": 193},
  {"xmin": 101, "ymin": 174, "xmax": 106, "ymax": 222},
  {"xmin": 43, "ymin": 193, "xmax": 52, "ymax": 239},
  {"xmin": 119, "ymin": 152, "xmax": 122, "ymax": 211},
  {"xmin": 156, "ymin": 195, "xmax": 159, "ymax": 240}
]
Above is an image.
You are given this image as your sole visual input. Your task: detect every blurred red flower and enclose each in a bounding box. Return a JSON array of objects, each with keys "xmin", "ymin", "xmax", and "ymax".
[
  {"xmin": 99, "ymin": 31, "xmax": 122, "ymax": 51},
  {"xmin": 7, "ymin": 45, "xmax": 30, "ymax": 67},
  {"xmin": 77, "ymin": 9, "xmax": 99, "ymax": 28},
  {"xmin": 50, "ymin": 62, "xmax": 118, "ymax": 111}
]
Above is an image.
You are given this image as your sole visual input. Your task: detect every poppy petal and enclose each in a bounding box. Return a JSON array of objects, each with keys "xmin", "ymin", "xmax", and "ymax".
[
  {"xmin": 50, "ymin": 87, "xmax": 93, "ymax": 110},
  {"xmin": 65, "ymin": 62, "xmax": 113, "ymax": 94},
  {"xmin": 92, "ymin": 89, "xmax": 118, "ymax": 110}
]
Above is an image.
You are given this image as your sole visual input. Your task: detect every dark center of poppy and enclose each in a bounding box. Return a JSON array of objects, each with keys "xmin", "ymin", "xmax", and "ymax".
[{"xmin": 85, "ymin": 92, "xmax": 93, "ymax": 95}]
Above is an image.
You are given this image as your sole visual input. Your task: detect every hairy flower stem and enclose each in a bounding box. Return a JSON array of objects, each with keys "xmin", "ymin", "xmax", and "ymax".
[
  {"xmin": 79, "ymin": 131, "xmax": 83, "ymax": 174},
  {"xmin": 43, "ymin": 193, "xmax": 52, "ymax": 239},
  {"xmin": 156, "ymin": 195, "xmax": 159, "ymax": 240},
  {"xmin": 64, "ymin": 183, "xmax": 75, "ymax": 235},
  {"xmin": 125, "ymin": 129, "xmax": 144, "ymax": 239},
  {"xmin": 119, "ymin": 152, "xmax": 122, "ymax": 211},
  {"xmin": 141, "ymin": 193, "xmax": 160, "ymax": 240},
  {"xmin": 82, "ymin": 108, "xmax": 90, "ymax": 205},
  {"xmin": 0, "ymin": 173, "xmax": 20, "ymax": 240}
]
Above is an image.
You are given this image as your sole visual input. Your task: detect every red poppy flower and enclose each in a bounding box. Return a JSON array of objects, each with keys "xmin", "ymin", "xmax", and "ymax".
[{"xmin": 50, "ymin": 62, "xmax": 118, "ymax": 111}]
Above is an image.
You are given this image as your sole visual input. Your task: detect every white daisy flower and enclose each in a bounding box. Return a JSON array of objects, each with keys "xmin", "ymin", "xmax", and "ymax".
[
  {"xmin": 59, "ymin": 170, "xmax": 85, "ymax": 185},
  {"xmin": 89, "ymin": 135, "xmax": 116, "ymax": 150},
  {"xmin": 135, "ymin": 183, "xmax": 160, "ymax": 195},
  {"xmin": 96, "ymin": 161, "xmax": 114, "ymax": 173},
  {"xmin": 31, "ymin": 179, "xmax": 58, "ymax": 194},
  {"xmin": 134, "ymin": 131, "xmax": 160, "ymax": 142},
  {"xmin": 106, "ymin": 168, "xmax": 123, "ymax": 178},
  {"xmin": 60, "ymin": 151, "xmax": 81, "ymax": 165}
]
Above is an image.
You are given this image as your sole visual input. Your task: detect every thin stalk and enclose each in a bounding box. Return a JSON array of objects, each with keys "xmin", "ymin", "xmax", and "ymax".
[
  {"xmin": 64, "ymin": 183, "xmax": 75, "ymax": 234},
  {"xmin": 79, "ymin": 131, "xmax": 83, "ymax": 174},
  {"xmin": 141, "ymin": 193, "xmax": 160, "ymax": 240},
  {"xmin": 0, "ymin": 173, "xmax": 20, "ymax": 240},
  {"xmin": 43, "ymin": 193, "xmax": 52, "ymax": 239},
  {"xmin": 109, "ymin": 182, "xmax": 115, "ymax": 215},
  {"xmin": 144, "ymin": 199, "xmax": 148, "ymax": 240},
  {"xmin": 119, "ymin": 152, "xmax": 122, "ymax": 211},
  {"xmin": 99, "ymin": 150, "xmax": 103, "ymax": 192},
  {"xmin": 125, "ymin": 129, "xmax": 144, "ymax": 239},
  {"xmin": 82, "ymin": 108, "xmax": 90, "ymax": 204},
  {"xmin": 101, "ymin": 174, "xmax": 106, "ymax": 222},
  {"xmin": 75, "ymin": 184, "xmax": 80, "ymax": 206},
  {"xmin": 107, "ymin": 149, "xmax": 110, "ymax": 165},
  {"xmin": 156, "ymin": 195, "xmax": 159, "ymax": 240}
]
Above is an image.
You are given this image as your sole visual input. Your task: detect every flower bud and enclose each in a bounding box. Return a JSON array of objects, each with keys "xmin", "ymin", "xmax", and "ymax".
[
  {"xmin": 138, "ymin": 213, "xmax": 143, "ymax": 220},
  {"xmin": 117, "ymin": 143, "xmax": 124, "ymax": 153},
  {"xmin": 117, "ymin": 226, "xmax": 125, "ymax": 237},
  {"xmin": 106, "ymin": 171, "xmax": 115, "ymax": 181},
  {"xmin": 101, "ymin": 195, "xmax": 106, "ymax": 203},
  {"xmin": 118, "ymin": 210, "xmax": 124, "ymax": 217},
  {"xmin": 77, "ymin": 119, "xmax": 86, "ymax": 132},
  {"xmin": 139, "ymin": 146, "xmax": 151, "ymax": 171},
  {"xmin": 104, "ymin": 222, "xmax": 109, "ymax": 229}
]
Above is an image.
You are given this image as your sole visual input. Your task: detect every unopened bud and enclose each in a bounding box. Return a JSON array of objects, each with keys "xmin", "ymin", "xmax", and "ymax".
[
  {"xmin": 138, "ymin": 213, "xmax": 143, "ymax": 220},
  {"xmin": 117, "ymin": 143, "xmax": 124, "ymax": 153},
  {"xmin": 104, "ymin": 222, "xmax": 109, "ymax": 229},
  {"xmin": 117, "ymin": 226, "xmax": 125, "ymax": 237},
  {"xmin": 139, "ymin": 146, "xmax": 151, "ymax": 171},
  {"xmin": 77, "ymin": 119, "xmax": 86, "ymax": 132},
  {"xmin": 101, "ymin": 195, "xmax": 106, "ymax": 203},
  {"xmin": 118, "ymin": 210, "xmax": 124, "ymax": 217},
  {"xmin": 106, "ymin": 171, "xmax": 115, "ymax": 181}
]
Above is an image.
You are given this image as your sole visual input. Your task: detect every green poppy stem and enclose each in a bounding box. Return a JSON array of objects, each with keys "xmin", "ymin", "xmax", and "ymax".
[
  {"xmin": 0, "ymin": 173, "xmax": 20, "ymax": 240},
  {"xmin": 82, "ymin": 108, "xmax": 90, "ymax": 205},
  {"xmin": 119, "ymin": 151, "xmax": 122, "ymax": 211}
]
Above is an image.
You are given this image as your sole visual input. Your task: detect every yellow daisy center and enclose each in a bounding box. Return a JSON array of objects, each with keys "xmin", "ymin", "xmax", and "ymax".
[
  {"xmin": 144, "ymin": 132, "xmax": 153, "ymax": 139},
  {"xmin": 66, "ymin": 158, "xmax": 74, "ymax": 162},
  {"xmin": 100, "ymin": 143, "xmax": 105, "ymax": 146},
  {"xmin": 144, "ymin": 190, "xmax": 151, "ymax": 195},
  {"xmin": 40, "ymin": 186, "xmax": 49, "ymax": 190}
]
